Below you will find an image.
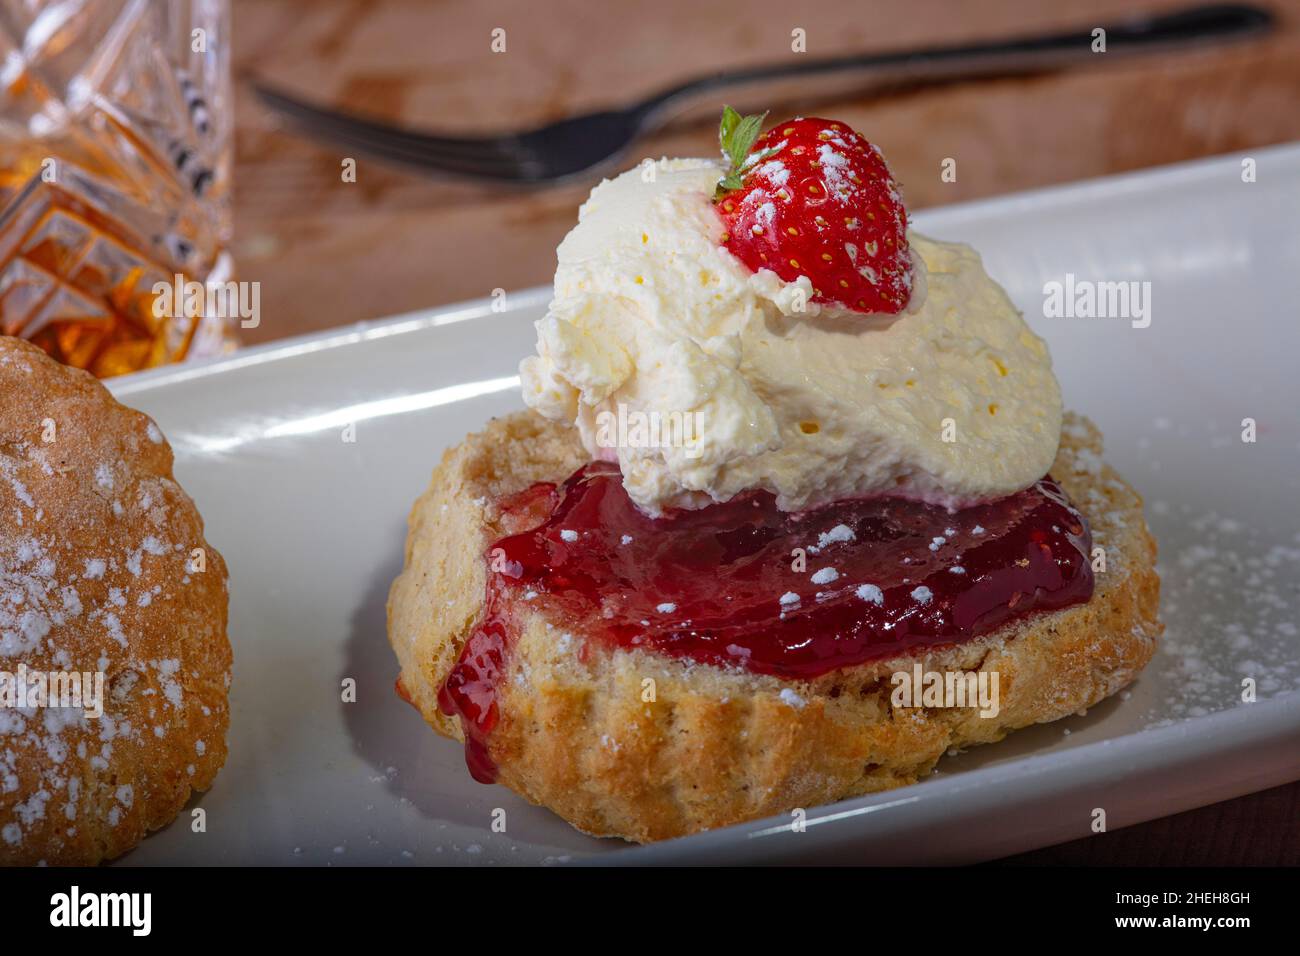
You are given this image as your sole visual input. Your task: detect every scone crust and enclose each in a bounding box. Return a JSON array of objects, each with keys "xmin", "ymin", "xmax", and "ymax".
[
  {"xmin": 389, "ymin": 409, "xmax": 1161, "ymax": 843},
  {"xmin": 0, "ymin": 338, "xmax": 231, "ymax": 864}
]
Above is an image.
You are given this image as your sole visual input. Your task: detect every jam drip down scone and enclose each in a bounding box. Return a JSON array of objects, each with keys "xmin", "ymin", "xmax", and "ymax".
[{"xmin": 388, "ymin": 111, "xmax": 1162, "ymax": 843}]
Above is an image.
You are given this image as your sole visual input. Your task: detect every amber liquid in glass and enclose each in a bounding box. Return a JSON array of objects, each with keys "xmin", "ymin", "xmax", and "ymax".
[
  {"xmin": 0, "ymin": 0, "xmax": 235, "ymax": 377},
  {"xmin": 1, "ymin": 163, "xmax": 222, "ymax": 377}
]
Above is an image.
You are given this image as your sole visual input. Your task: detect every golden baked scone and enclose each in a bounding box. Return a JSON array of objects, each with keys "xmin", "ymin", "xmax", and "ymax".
[
  {"xmin": 389, "ymin": 409, "xmax": 1161, "ymax": 843},
  {"xmin": 0, "ymin": 337, "xmax": 231, "ymax": 865}
]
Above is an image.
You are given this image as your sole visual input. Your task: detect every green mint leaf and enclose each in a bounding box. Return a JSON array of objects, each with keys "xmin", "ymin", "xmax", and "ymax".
[
  {"xmin": 718, "ymin": 105, "xmax": 742, "ymax": 156},
  {"xmin": 729, "ymin": 112, "xmax": 767, "ymax": 167},
  {"xmin": 742, "ymin": 144, "xmax": 780, "ymax": 171},
  {"xmin": 714, "ymin": 107, "xmax": 770, "ymax": 202},
  {"xmin": 713, "ymin": 173, "xmax": 745, "ymax": 201}
]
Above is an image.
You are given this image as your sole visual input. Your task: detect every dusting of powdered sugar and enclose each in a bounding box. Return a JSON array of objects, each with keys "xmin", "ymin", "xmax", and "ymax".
[
  {"xmin": 808, "ymin": 524, "xmax": 855, "ymax": 554},
  {"xmin": 0, "ymin": 411, "xmax": 220, "ymax": 856},
  {"xmin": 1140, "ymin": 504, "xmax": 1300, "ymax": 725}
]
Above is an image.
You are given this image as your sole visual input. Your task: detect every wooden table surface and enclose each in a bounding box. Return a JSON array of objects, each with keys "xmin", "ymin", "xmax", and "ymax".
[{"xmin": 228, "ymin": 0, "xmax": 1300, "ymax": 865}]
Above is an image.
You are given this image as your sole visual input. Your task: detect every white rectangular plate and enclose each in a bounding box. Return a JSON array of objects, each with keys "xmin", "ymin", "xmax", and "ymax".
[{"xmin": 109, "ymin": 144, "xmax": 1300, "ymax": 865}]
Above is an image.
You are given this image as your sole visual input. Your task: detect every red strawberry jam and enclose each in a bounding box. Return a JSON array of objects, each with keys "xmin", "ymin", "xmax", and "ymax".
[{"xmin": 437, "ymin": 462, "xmax": 1094, "ymax": 783}]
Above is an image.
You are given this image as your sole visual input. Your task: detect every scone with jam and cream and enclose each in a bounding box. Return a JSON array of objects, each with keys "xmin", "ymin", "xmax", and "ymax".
[{"xmin": 388, "ymin": 110, "xmax": 1161, "ymax": 843}]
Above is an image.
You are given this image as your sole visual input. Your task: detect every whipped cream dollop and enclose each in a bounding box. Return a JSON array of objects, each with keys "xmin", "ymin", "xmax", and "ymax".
[{"xmin": 519, "ymin": 158, "xmax": 1062, "ymax": 515}]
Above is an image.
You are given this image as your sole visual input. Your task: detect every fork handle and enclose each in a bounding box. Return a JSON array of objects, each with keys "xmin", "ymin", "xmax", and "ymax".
[{"xmin": 638, "ymin": 4, "xmax": 1272, "ymax": 123}]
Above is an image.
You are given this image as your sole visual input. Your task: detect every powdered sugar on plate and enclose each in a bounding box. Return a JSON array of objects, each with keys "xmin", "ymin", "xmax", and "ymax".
[{"xmin": 1142, "ymin": 504, "xmax": 1300, "ymax": 725}]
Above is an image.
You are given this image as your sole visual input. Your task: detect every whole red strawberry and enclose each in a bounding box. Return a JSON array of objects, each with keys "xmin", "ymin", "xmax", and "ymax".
[{"xmin": 713, "ymin": 108, "xmax": 913, "ymax": 314}]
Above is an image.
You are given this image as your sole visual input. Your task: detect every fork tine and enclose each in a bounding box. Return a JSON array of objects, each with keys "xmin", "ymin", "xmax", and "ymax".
[
  {"xmin": 255, "ymin": 85, "xmax": 528, "ymax": 173},
  {"xmin": 289, "ymin": 122, "xmax": 536, "ymax": 181},
  {"xmin": 291, "ymin": 119, "xmax": 528, "ymax": 178},
  {"xmin": 354, "ymin": 139, "xmax": 539, "ymax": 180}
]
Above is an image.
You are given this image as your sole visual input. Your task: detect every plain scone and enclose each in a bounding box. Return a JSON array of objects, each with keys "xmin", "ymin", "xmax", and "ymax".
[
  {"xmin": 0, "ymin": 337, "xmax": 231, "ymax": 865},
  {"xmin": 388, "ymin": 409, "xmax": 1161, "ymax": 843}
]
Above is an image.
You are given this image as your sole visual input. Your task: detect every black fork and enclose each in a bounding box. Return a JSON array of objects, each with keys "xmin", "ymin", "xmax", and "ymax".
[{"xmin": 256, "ymin": 4, "xmax": 1273, "ymax": 185}]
